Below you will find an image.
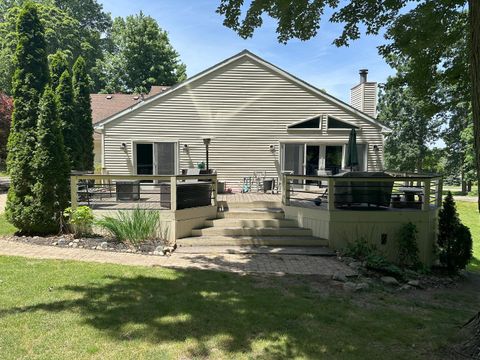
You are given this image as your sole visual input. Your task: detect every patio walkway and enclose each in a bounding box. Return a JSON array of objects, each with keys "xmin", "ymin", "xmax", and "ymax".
[{"xmin": 0, "ymin": 239, "xmax": 353, "ymax": 276}]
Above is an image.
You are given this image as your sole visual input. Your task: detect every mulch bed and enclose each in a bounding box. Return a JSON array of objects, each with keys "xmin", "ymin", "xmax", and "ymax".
[{"xmin": 1, "ymin": 234, "xmax": 170, "ymax": 255}]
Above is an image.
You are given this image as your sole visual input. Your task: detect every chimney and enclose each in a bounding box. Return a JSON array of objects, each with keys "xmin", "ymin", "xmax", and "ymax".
[
  {"xmin": 359, "ymin": 69, "xmax": 368, "ymax": 83},
  {"xmin": 350, "ymin": 69, "xmax": 377, "ymax": 118}
]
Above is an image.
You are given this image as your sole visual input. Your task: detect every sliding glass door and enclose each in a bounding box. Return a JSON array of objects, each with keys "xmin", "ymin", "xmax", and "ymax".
[{"xmin": 135, "ymin": 141, "xmax": 178, "ymax": 176}]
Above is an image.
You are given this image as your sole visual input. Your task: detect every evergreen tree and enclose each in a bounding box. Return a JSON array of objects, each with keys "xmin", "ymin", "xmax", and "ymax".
[
  {"xmin": 438, "ymin": 192, "xmax": 473, "ymax": 273},
  {"xmin": 56, "ymin": 69, "xmax": 78, "ymax": 169},
  {"xmin": 6, "ymin": 2, "xmax": 49, "ymax": 231},
  {"xmin": 30, "ymin": 86, "xmax": 69, "ymax": 234},
  {"xmin": 49, "ymin": 50, "xmax": 70, "ymax": 90},
  {"xmin": 72, "ymin": 56, "xmax": 94, "ymax": 171}
]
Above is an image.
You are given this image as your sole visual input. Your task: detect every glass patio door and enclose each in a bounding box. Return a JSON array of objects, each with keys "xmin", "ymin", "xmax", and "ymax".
[
  {"xmin": 283, "ymin": 143, "xmax": 304, "ymax": 175},
  {"xmin": 154, "ymin": 142, "xmax": 177, "ymax": 175}
]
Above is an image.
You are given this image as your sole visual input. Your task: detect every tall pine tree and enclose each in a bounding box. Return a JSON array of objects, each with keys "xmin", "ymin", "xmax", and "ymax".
[
  {"xmin": 72, "ymin": 56, "xmax": 94, "ymax": 171},
  {"xmin": 30, "ymin": 86, "xmax": 69, "ymax": 234},
  {"xmin": 56, "ymin": 69, "xmax": 78, "ymax": 169},
  {"xmin": 6, "ymin": 2, "xmax": 49, "ymax": 231}
]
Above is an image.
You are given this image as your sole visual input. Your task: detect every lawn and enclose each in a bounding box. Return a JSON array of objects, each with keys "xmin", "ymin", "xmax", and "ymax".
[
  {"xmin": 0, "ymin": 256, "xmax": 478, "ymax": 359},
  {"xmin": 0, "ymin": 212, "xmax": 16, "ymax": 236},
  {"xmin": 456, "ymin": 201, "xmax": 480, "ymax": 272}
]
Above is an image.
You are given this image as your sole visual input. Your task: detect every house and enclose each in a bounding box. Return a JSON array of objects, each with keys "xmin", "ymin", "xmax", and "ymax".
[
  {"xmin": 94, "ymin": 50, "xmax": 390, "ymax": 188},
  {"xmin": 91, "ymin": 86, "xmax": 170, "ymax": 166}
]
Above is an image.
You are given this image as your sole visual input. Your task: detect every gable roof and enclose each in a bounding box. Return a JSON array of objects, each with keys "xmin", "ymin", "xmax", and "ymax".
[{"xmin": 94, "ymin": 50, "xmax": 391, "ymax": 133}]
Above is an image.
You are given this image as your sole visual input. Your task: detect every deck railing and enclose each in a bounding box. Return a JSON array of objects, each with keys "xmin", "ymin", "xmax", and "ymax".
[
  {"xmin": 282, "ymin": 173, "xmax": 443, "ymax": 211},
  {"xmin": 70, "ymin": 174, "xmax": 218, "ymax": 211}
]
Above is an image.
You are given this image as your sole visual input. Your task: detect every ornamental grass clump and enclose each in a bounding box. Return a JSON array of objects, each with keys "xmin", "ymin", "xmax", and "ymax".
[{"xmin": 96, "ymin": 208, "xmax": 160, "ymax": 247}]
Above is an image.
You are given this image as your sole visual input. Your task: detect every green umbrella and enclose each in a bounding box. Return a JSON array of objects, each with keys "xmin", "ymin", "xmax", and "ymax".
[{"xmin": 346, "ymin": 129, "xmax": 359, "ymax": 171}]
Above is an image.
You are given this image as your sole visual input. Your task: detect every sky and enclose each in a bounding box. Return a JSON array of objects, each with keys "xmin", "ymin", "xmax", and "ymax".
[{"xmin": 99, "ymin": 0, "xmax": 395, "ymax": 103}]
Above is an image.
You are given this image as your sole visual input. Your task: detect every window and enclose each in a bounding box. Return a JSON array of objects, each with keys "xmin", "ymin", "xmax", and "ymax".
[
  {"xmin": 327, "ymin": 116, "xmax": 358, "ymax": 129},
  {"xmin": 288, "ymin": 115, "xmax": 321, "ymax": 129}
]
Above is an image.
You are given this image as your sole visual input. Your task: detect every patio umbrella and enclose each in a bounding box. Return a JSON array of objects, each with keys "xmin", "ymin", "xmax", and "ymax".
[{"xmin": 346, "ymin": 128, "xmax": 359, "ymax": 171}]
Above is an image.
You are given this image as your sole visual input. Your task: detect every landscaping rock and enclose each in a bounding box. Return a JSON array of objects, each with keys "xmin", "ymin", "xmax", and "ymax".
[
  {"xmin": 72, "ymin": 243, "xmax": 78, "ymax": 248},
  {"xmin": 399, "ymin": 284, "xmax": 413, "ymax": 291},
  {"xmin": 99, "ymin": 242, "xmax": 108, "ymax": 250},
  {"xmin": 52, "ymin": 241, "xmax": 58, "ymax": 246},
  {"xmin": 381, "ymin": 276, "xmax": 399, "ymax": 285},
  {"xmin": 343, "ymin": 282, "xmax": 369, "ymax": 292},
  {"xmin": 407, "ymin": 280, "xmax": 421, "ymax": 288},
  {"xmin": 332, "ymin": 272, "xmax": 348, "ymax": 282},
  {"xmin": 68, "ymin": 242, "xmax": 74, "ymax": 247},
  {"xmin": 348, "ymin": 261, "xmax": 362, "ymax": 270},
  {"xmin": 73, "ymin": 239, "xmax": 80, "ymax": 243},
  {"xmin": 57, "ymin": 239, "xmax": 67, "ymax": 246}
]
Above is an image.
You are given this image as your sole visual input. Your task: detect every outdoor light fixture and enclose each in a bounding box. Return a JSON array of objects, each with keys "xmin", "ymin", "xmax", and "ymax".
[
  {"xmin": 269, "ymin": 144, "xmax": 275, "ymax": 152},
  {"xmin": 183, "ymin": 144, "xmax": 189, "ymax": 151},
  {"xmin": 373, "ymin": 145, "xmax": 380, "ymax": 152},
  {"xmin": 120, "ymin": 142, "xmax": 127, "ymax": 150},
  {"xmin": 202, "ymin": 137, "xmax": 212, "ymax": 171}
]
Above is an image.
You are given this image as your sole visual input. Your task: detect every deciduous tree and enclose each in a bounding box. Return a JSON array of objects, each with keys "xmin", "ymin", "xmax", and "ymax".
[
  {"xmin": 0, "ymin": 93, "xmax": 13, "ymax": 170},
  {"xmin": 95, "ymin": 12, "xmax": 186, "ymax": 93}
]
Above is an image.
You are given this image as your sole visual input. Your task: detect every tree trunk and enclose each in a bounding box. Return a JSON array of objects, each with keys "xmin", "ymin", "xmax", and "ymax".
[
  {"xmin": 468, "ymin": 0, "xmax": 480, "ymax": 212},
  {"xmin": 461, "ymin": 169, "xmax": 467, "ymax": 195}
]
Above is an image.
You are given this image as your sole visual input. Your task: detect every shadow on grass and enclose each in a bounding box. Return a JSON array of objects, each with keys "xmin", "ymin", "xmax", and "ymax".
[
  {"xmin": 469, "ymin": 257, "xmax": 480, "ymax": 272},
  {"xmin": 0, "ymin": 270, "xmax": 356, "ymax": 357}
]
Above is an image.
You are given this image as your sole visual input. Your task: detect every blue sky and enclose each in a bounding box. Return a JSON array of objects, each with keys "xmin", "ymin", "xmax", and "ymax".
[{"xmin": 100, "ymin": 0, "xmax": 395, "ymax": 103}]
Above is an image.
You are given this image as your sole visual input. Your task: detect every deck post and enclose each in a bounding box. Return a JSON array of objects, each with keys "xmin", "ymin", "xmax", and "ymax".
[
  {"xmin": 283, "ymin": 175, "xmax": 290, "ymax": 206},
  {"xmin": 327, "ymin": 178, "xmax": 334, "ymax": 211},
  {"xmin": 422, "ymin": 179, "xmax": 431, "ymax": 211},
  {"xmin": 212, "ymin": 175, "xmax": 218, "ymax": 207},
  {"xmin": 70, "ymin": 175, "xmax": 78, "ymax": 210},
  {"xmin": 170, "ymin": 176, "xmax": 177, "ymax": 211},
  {"xmin": 436, "ymin": 178, "xmax": 443, "ymax": 207}
]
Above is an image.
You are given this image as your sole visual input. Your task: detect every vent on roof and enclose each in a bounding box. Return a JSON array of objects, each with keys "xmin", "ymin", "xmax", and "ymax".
[{"xmin": 106, "ymin": 95, "xmax": 113, "ymax": 100}]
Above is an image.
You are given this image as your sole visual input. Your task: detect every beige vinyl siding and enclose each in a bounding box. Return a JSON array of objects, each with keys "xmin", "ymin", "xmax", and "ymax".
[
  {"xmin": 103, "ymin": 56, "xmax": 384, "ymax": 188},
  {"xmin": 350, "ymin": 82, "xmax": 377, "ymax": 118}
]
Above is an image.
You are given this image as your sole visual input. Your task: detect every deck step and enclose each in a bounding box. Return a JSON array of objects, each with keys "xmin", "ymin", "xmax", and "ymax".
[
  {"xmin": 177, "ymin": 236, "xmax": 328, "ymax": 247},
  {"xmin": 217, "ymin": 209, "xmax": 285, "ymax": 219},
  {"xmin": 204, "ymin": 218, "xmax": 297, "ymax": 228},
  {"xmin": 218, "ymin": 201, "xmax": 283, "ymax": 210},
  {"xmin": 174, "ymin": 245, "xmax": 334, "ymax": 256},
  {"xmin": 191, "ymin": 227, "xmax": 312, "ymax": 237}
]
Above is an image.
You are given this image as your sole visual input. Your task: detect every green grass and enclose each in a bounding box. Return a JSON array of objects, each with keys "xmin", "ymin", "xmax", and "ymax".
[
  {"xmin": 442, "ymin": 185, "xmax": 478, "ymax": 197},
  {"xmin": 0, "ymin": 256, "xmax": 478, "ymax": 359},
  {"xmin": 0, "ymin": 212, "xmax": 16, "ymax": 236},
  {"xmin": 456, "ymin": 201, "xmax": 480, "ymax": 272}
]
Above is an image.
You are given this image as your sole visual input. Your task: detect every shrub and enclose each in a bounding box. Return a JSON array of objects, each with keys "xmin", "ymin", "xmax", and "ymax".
[
  {"xmin": 397, "ymin": 222, "xmax": 420, "ymax": 269},
  {"xmin": 365, "ymin": 254, "xmax": 403, "ymax": 277},
  {"xmin": 438, "ymin": 192, "xmax": 473, "ymax": 273},
  {"xmin": 96, "ymin": 208, "xmax": 160, "ymax": 247},
  {"xmin": 64, "ymin": 206, "xmax": 94, "ymax": 237},
  {"xmin": 345, "ymin": 237, "xmax": 377, "ymax": 260}
]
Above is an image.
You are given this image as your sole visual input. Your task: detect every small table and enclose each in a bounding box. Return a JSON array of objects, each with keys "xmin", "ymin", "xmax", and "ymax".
[{"xmin": 398, "ymin": 187, "xmax": 423, "ymax": 203}]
